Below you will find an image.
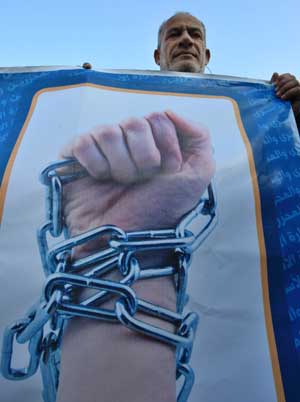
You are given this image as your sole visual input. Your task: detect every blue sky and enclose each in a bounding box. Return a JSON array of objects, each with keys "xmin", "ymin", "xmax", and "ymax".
[{"xmin": 0, "ymin": 0, "xmax": 299, "ymax": 80}]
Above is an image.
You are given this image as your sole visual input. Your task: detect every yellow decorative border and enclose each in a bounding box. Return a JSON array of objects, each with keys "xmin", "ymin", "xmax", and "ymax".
[{"xmin": 0, "ymin": 82, "xmax": 285, "ymax": 401}]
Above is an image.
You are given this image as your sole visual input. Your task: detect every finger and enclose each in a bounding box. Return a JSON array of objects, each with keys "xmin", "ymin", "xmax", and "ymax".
[
  {"xmin": 165, "ymin": 110, "xmax": 215, "ymax": 188},
  {"xmin": 165, "ymin": 110, "xmax": 210, "ymax": 150},
  {"xmin": 165, "ymin": 110, "xmax": 214, "ymax": 176},
  {"xmin": 145, "ymin": 112, "xmax": 182, "ymax": 173},
  {"xmin": 278, "ymin": 73, "xmax": 295, "ymax": 81},
  {"xmin": 274, "ymin": 74, "xmax": 295, "ymax": 92},
  {"xmin": 120, "ymin": 117, "xmax": 161, "ymax": 178},
  {"xmin": 61, "ymin": 134, "xmax": 111, "ymax": 180},
  {"xmin": 281, "ymin": 87, "xmax": 300, "ymax": 100},
  {"xmin": 271, "ymin": 72, "xmax": 279, "ymax": 83},
  {"xmin": 276, "ymin": 80, "xmax": 299, "ymax": 97},
  {"xmin": 276, "ymin": 73, "xmax": 297, "ymax": 86},
  {"xmin": 92, "ymin": 124, "xmax": 139, "ymax": 183}
]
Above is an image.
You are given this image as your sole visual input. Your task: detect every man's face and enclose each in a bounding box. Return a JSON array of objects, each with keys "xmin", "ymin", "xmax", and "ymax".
[{"xmin": 154, "ymin": 15, "xmax": 210, "ymax": 73}]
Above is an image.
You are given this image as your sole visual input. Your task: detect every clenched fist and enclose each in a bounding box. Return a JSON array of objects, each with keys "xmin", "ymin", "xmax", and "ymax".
[{"xmin": 60, "ymin": 111, "xmax": 215, "ymax": 238}]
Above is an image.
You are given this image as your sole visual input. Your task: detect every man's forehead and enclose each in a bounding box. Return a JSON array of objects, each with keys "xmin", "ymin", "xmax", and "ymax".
[{"xmin": 164, "ymin": 15, "xmax": 204, "ymax": 33}]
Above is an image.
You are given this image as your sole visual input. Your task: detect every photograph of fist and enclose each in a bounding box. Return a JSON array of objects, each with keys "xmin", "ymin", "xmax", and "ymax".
[{"xmin": 60, "ymin": 110, "xmax": 215, "ymax": 240}]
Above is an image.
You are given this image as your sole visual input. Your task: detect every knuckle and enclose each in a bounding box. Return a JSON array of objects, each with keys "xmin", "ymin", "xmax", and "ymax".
[
  {"xmin": 97, "ymin": 125, "xmax": 120, "ymax": 143},
  {"xmin": 284, "ymin": 73, "xmax": 295, "ymax": 82},
  {"xmin": 147, "ymin": 112, "xmax": 169, "ymax": 126},
  {"xmin": 147, "ymin": 111, "xmax": 164, "ymax": 120},
  {"xmin": 121, "ymin": 117, "xmax": 147, "ymax": 132},
  {"xmin": 148, "ymin": 113, "xmax": 176, "ymax": 139},
  {"xmin": 72, "ymin": 134, "xmax": 92, "ymax": 157}
]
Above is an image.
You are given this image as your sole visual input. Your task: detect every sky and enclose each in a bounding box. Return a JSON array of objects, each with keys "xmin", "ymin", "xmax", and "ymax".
[{"xmin": 0, "ymin": 0, "xmax": 299, "ymax": 81}]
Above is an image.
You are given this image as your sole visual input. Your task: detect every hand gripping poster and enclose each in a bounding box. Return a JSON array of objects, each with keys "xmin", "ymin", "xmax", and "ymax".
[{"xmin": 0, "ymin": 67, "xmax": 300, "ymax": 402}]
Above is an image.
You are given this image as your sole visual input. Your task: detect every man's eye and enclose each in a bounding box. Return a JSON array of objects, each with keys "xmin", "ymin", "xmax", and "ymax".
[
  {"xmin": 191, "ymin": 31, "xmax": 202, "ymax": 39},
  {"xmin": 168, "ymin": 31, "xmax": 180, "ymax": 38}
]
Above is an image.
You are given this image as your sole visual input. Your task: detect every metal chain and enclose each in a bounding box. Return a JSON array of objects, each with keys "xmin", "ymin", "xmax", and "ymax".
[{"xmin": 1, "ymin": 159, "xmax": 217, "ymax": 402}]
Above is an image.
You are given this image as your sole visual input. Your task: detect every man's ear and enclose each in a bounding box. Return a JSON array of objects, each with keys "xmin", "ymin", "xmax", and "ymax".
[
  {"xmin": 205, "ymin": 49, "xmax": 211, "ymax": 65},
  {"xmin": 154, "ymin": 49, "xmax": 160, "ymax": 66}
]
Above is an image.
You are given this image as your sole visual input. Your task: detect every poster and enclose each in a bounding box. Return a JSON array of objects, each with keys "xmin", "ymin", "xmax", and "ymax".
[{"xmin": 0, "ymin": 67, "xmax": 300, "ymax": 402}]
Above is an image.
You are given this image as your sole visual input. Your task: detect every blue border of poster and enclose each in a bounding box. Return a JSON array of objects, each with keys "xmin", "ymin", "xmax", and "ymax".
[{"xmin": 0, "ymin": 69, "xmax": 300, "ymax": 401}]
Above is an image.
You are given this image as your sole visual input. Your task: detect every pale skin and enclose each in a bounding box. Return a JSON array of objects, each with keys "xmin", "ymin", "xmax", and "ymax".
[
  {"xmin": 61, "ymin": 111, "xmax": 214, "ymax": 235},
  {"xmin": 56, "ymin": 111, "xmax": 215, "ymax": 402}
]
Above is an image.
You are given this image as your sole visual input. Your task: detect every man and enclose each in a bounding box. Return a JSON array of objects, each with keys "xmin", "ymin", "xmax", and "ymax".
[
  {"xmin": 154, "ymin": 12, "xmax": 210, "ymax": 73},
  {"xmin": 57, "ymin": 12, "xmax": 299, "ymax": 402},
  {"xmin": 83, "ymin": 13, "xmax": 300, "ymax": 124},
  {"xmin": 152, "ymin": 12, "xmax": 300, "ymax": 127}
]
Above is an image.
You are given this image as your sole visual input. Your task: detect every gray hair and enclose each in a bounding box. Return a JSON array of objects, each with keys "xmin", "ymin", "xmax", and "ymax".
[{"xmin": 157, "ymin": 12, "xmax": 206, "ymax": 48}]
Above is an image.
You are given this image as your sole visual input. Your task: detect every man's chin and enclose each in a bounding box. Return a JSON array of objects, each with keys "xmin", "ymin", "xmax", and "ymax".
[{"xmin": 169, "ymin": 61, "xmax": 203, "ymax": 73}]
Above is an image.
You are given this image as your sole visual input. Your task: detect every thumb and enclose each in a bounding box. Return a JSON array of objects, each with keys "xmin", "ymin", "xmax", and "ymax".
[
  {"xmin": 165, "ymin": 110, "xmax": 210, "ymax": 147},
  {"xmin": 271, "ymin": 72, "xmax": 279, "ymax": 83},
  {"xmin": 165, "ymin": 110, "xmax": 215, "ymax": 183}
]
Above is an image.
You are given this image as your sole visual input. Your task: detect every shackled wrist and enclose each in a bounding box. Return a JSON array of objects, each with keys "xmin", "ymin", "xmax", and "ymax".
[{"xmin": 1, "ymin": 159, "xmax": 217, "ymax": 402}]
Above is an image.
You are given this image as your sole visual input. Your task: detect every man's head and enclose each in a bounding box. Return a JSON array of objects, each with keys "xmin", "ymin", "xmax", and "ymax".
[{"xmin": 154, "ymin": 12, "xmax": 210, "ymax": 73}]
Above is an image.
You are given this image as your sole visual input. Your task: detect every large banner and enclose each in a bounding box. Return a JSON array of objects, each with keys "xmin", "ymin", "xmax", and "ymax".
[{"xmin": 0, "ymin": 67, "xmax": 299, "ymax": 402}]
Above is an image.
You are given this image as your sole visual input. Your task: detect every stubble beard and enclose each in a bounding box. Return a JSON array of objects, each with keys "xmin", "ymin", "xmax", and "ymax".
[{"xmin": 168, "ymin": 60, "xmax": 204, "ymax": 73}]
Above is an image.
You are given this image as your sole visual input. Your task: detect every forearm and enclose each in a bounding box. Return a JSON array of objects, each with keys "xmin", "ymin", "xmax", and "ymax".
[{"xmin": 56, "ymin": 255, "xmax": 177, "ymax": 402}]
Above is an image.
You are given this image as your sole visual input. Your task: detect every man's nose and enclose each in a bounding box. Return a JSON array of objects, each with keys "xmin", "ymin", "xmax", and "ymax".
[{"xmin": 178, "ymin": 30, "xmax": 193, "ymax": 47}]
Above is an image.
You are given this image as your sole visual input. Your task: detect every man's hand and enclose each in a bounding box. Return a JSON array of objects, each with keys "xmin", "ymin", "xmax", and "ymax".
[
  {"xmin": 271, "ymin": 72, "xmax": 300, "ymax": 120},
  {"xmin": 61, "ymin": 111, "xmax": 215, "ymax": 239},
  {"xmin": 82, "ymin": 62, "xmax": 92, "ymax": 69}
]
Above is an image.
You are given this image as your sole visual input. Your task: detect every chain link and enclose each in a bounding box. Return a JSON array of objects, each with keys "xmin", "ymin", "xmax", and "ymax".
[{"xmin": 1, "ymin": 159, "xmax": 217, "ymax": 402}]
